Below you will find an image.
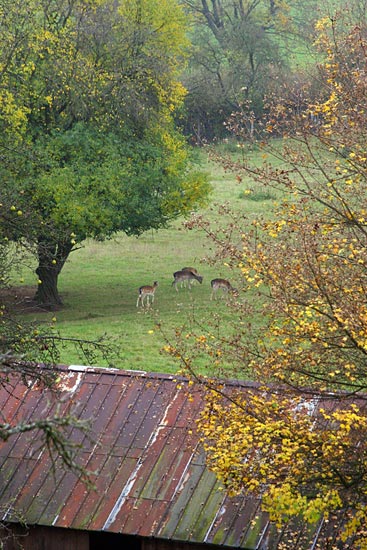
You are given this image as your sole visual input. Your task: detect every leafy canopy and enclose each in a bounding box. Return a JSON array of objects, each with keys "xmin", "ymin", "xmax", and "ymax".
[{"xmin": 0, "ymin": 0, "xmax": 210, "ymax": 305}]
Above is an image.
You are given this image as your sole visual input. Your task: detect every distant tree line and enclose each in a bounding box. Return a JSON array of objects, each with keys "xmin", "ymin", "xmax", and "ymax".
[{"xmin": 180, "ymin": 0, "xmax": 324, "ymax": 142}]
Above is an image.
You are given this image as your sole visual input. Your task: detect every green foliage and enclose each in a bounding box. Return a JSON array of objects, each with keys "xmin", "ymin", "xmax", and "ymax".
[
  {"xmin": 20, "ymin": 123, "xmax": 210, "ymax": 241},
  {"xmin": 0, "ymin": 0, "xmax": 210, "ymax": 306},
  {"xmin": 181, "ymin": 0, "xmax": 321, "ymax": 140}
]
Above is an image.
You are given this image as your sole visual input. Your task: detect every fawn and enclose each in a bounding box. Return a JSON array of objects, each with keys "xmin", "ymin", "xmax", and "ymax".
[{"xmin": 136, "ymin": 281, "xmax": 158, "ymax": 307}]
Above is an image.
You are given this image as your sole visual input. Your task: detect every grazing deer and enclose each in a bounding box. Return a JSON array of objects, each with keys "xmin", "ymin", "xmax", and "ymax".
[
  {"xmin": 178, "ymin": 267, "xmax": 201, "ymax": 288},
  {"xmin": 181, "ymin": 267, "xmax": 199, "ymax": 275},
  {"xmin": 172, "ymin": 270, "xmax": 203, "ymax": 292},
  {"xmin": 136, "ymin": 281, "xmax": 158, "ymax": 307},
  {"xmin": 210, "ymin": 278, "xmax": 238, "ymax": 300}
]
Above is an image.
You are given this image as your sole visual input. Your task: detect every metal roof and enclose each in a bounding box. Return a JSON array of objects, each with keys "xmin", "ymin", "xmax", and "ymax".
[{"xmin": 0, "ymin": 365, "xmax": 352, "ymax": 549}]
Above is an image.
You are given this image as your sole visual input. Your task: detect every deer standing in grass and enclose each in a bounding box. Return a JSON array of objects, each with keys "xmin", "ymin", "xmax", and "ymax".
[
  {"xmin": 136, "ymin": 281, "xmax": 158, "ymax": 307},
  {"xmin": 172, "ymin": 269, "xmax": 203, "ymax": 291},
  {"xmin": 177, "ymin": 267, "xmax": 201, "ymax": 288},
  {"xmin": 210, "ymin": 278, "xmax": 238, "ymax": 300}
]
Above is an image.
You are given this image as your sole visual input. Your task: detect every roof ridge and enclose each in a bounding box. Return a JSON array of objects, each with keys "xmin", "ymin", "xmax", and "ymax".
[
  {"xmin": 61, "ymin": 364, "xmax": 259, "ymax": 389},
  {"xmin": 65, "ymin": 364, "xmax": 184, "ymax": 381}
]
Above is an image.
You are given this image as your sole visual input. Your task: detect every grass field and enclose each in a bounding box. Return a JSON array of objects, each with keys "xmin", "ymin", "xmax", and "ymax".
[{"xmin": 13, "ymin": 145, "xmax": 276, "ymax": 374}]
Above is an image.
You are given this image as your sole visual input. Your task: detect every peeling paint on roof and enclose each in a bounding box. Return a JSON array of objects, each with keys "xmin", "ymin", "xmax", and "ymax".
[{"xmin": 0, "ymin": 366, "xmax": 354, "ymax": 549}]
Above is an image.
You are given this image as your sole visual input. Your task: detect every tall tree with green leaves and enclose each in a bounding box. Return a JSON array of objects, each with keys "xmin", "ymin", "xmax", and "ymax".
[{"xmin": 0, "ymin": 0, "xmax": 210, "ymax": 307}]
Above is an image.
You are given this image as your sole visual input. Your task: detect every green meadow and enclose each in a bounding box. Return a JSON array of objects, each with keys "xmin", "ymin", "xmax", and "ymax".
[{"xmin": 14, "ymin": 146, "xmax": 276, "ymax": 374}]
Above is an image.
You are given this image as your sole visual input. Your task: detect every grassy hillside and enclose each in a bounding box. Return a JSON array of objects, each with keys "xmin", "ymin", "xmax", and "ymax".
[{"xmin": 13, "ymin": 145, "xmax": 275, "ymax": 374}]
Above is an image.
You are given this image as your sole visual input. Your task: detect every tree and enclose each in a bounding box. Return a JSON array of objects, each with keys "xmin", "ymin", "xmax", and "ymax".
[
  {"xmin": 165, "ymin": 9, "xmax": 367, "ymax": 548},
  {"xmin": 180, "ymin": 0, "xmax": 319, "ymax": 141},
  {"xmin": 0, "ymin": 0, "xmax": 210, "ymax": 307}
]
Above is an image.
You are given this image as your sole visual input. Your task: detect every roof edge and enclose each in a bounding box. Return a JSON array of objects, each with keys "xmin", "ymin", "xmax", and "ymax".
[
  {"xmin": 51, "ymin": 364, "xmax": 261, "ymax": 389},
  {"xmin": 64, "ymin": 364, "xmax": 183, "ymax": 381}
]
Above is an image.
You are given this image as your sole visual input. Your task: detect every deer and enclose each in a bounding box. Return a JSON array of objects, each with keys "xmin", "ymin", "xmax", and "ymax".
[
  {"xmin": 181, "ymin": 267, "xmax": 199, "ymax": 275},
  {"xmin": 178, "ymin": 267, "xmax": 201, "ymax": 288},
  {"xmin": 136, "ymin": 281, "xmax": 158, "ymax": 307},
  {"xmin": 172, "ymin": 270, "xmax": 203, "ymax": 292},
  {"xmin": 210, "ymin": 278, "xmax": 238, "ymax": 300}
]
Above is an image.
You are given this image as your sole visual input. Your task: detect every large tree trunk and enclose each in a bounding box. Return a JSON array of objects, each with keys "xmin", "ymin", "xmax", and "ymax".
[
  {"xmin": 33, "ymin": 238, "xmax": 73, "ymax": 309},
  {"xmin": 34, "ymin": 264, "xmax": 62, "ymax": 307}
]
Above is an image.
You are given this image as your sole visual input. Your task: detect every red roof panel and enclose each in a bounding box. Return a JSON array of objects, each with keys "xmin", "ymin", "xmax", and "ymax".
[{"xmin": 0, "ymin": 365, "xmax": 349, "ymax": 549}]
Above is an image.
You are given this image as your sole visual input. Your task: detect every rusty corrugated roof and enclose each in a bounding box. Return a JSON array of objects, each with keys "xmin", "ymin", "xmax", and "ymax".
[{"xmin": 0, "ymin": 365, "xmax": 353, "ymax": 549}]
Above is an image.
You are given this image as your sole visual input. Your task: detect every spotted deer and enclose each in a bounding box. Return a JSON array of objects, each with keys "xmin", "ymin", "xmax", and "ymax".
[
  {"xmin": 136, "ymin": 281, "xmax": 158, "ymax": 307},
  {"xmin": 210, "ymin": 278, "xmax": 238, "ymax": 300},
  {"xmin": 172, "ymin": 270, "xmax": 203, "ymax": 292}
]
